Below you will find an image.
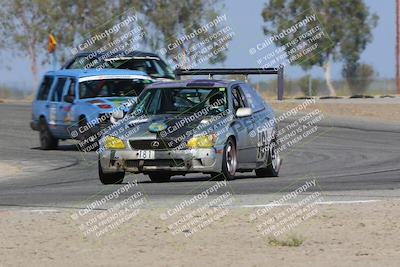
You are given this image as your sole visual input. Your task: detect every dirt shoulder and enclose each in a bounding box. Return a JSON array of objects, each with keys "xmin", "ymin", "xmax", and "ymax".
[
  {"xmin": 0, "ymin": 158, "xmax": 78, "ymax": 182},
  {"xmin": 2, "ymin": 97, "xmax": 398, "ymax": 123},
  {"xmin": 269, "ymin": 99, "xmax": 400, "ymax": 123},
  {"xmin": 0, "ymin": 161, "xmax": 21, "ymax": 179},
  {"xmin": 0, "ymin": 98, "xmax": 31, "ymax": 104},
  {"xmin": 1, "ymin": 200, "xmax": 399, "ymax": 267}
]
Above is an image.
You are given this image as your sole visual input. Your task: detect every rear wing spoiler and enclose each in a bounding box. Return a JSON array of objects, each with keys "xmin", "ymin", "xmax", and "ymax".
[{"xmin": 174, "ymin": 67, "xmax": 284, "ymax": 100}]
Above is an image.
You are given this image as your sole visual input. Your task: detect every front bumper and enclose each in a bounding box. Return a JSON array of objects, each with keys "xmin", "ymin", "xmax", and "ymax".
[{"xmin": 99, "ymin": 147, "xmax": 223, "ymax": 174}]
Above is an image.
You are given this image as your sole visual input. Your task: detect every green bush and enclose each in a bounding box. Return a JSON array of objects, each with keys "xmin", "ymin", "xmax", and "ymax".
[
  {"xmin": 342, "ymin": 63, "xmax": 375, "ymax": 95},
  {"xmin": 297, "ymin": 75, "xmax": 321, "ymax": 96}
]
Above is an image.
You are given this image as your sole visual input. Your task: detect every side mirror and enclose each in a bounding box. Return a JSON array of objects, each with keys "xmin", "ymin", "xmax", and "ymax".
[
  {"xmin": 63, "ymin": 95, "xmax": 75, "ymax": 103},
  {"xmin": 236, "ymin": 107, "xmax": 253, "ymax": 118},
  {"xmin": 110, "ymin": 109, "xmax": 124, "ymax": 124}
]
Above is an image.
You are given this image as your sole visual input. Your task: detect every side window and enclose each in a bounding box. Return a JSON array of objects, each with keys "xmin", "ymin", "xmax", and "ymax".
[
  {"xmin": 66, "ymin": 79, "xmax": 76, "ymax": 97},
  {"xmin": 242, "ymin": 84, "xmax": 265, "ymax": 113},
  {"xmin": 148, "ymin": 89, "xmax": 161, "ymax": 114},
  {"xmin": 51, "ymin": 78, "xmax": 67, "ymax": 102},
  {"xmin": 231, "ymin": 86, "xmax": 247, "ymax": 112},
  {"xmin": 79, "ymin": 82, "xmax": 87, "ymax": 99},
  {"xmin": 37, "ymin": 76, "xmax": 54, "ymax": 100},
  {"xmin": 133, "ymin": 90, "xmax": 153, "ymax": 115}
]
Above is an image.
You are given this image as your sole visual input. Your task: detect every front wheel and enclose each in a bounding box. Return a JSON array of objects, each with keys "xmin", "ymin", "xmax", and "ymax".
[
  {"xmin": 255, "ymin": 139, "xmax": 281, "ymax": 177},
  {"xmin": 221, "ymin": 138, "xmax": 237, "ymax": 181},
  {"xmin": 98, "ymin": 160, "xmax": 125, "ymax": 184}
]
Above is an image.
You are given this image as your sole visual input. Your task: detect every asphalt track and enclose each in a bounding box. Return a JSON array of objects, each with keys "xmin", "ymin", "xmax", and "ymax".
[{"xmin": 0, "ymin": 102, "xmax": 399, "ymax": 209}]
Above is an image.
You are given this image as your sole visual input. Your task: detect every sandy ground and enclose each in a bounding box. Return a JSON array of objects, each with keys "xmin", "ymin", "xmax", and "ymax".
[
  {"xmin": 0, "ymin": 98, "xmax": 31, "ymax": 104},
  {"xmin": 0, "ymin": 162, "xmax": 21, "ymax": 179},
  {"xmin": 269, "ymin": 100, "xmax": 400, "ymax": 123},
  {"xmin": 1, "ymin": 200, "xmax": 399, "ymax": 267},
  {"xmin": 2, "ymin": 97, "xmax": 398, "ymax": 123}
]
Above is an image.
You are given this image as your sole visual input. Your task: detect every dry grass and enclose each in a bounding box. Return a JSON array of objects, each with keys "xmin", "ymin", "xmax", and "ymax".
[
  {"xmin": 267, "ymin": 234, "xmax": 305, "ymax": 247},
  {"xmin": 269, "ymin": 102, "xmax": 400, "ymax": 123}
]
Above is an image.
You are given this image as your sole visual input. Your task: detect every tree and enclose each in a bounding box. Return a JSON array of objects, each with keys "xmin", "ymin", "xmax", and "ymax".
[
  {"xmin": 342, "ymin": 62, "xmax": 374, "ymax": 95},
  {"xmin": 45, "ymin": 0, "xmax": 121, "ymax": 62},
  {"xmin": 0, "ymin": 0, "xmax": 50, "ymax": 89},
  {"xmin": 0, "ymin": 0, "xmax": 231, "ymax": 92},
  {"xmin": 133, "ymin": 0, "xmax": 233, "ymax": 69},
  {"xmin": 298, "ymin": 75, "xmax": 321, "ymax": 96},
  {"xmin": 0, "ymin": 0, "xmax": 120, "ymax": 91},
  {"xmin": 261, "ymin": 0, "xmax": 378, "ymax": 96}
]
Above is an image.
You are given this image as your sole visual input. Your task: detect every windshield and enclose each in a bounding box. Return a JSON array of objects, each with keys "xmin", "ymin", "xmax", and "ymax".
[
  {"xmin": 68, "ymin": 56, "xmax": 175, "ymax": 79},
  {"xmin": 109, "ymin": 59, "xmax": 175, "ymax": 79},
  {"xmin": 130, "ymin": 87, "xmax": 227, "ymax": 116},
  {"xmin": 78, "ymin": 78, "xmax": 152, "ymax": 99}
]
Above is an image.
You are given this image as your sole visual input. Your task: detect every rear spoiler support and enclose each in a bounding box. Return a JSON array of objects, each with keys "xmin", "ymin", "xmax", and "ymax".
[{"xmin": 174, "ymin": 67, "xmax": 284, "ymax": 100}]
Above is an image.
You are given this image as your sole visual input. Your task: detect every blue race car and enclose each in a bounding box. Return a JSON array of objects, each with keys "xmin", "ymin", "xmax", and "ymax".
[{"xmin": 31, "ymin": 69, "xmax": 153, "ymax": 150}]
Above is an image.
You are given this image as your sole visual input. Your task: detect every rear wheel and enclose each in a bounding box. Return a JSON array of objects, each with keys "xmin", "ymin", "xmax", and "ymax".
[
  {"xmin": 98, "ymin": 160, "xmax": 125, "ymax": 184},
  {"xmin": 148, "ymin": 173, "xmax": 171, "ymax": 183},
  {"xmin": 255, "ymin": 139, "xmax": 281, "ymax": 177},
  {"xmin": 39, "ymin": 118, "xmax": 58, "ymax": 150}
]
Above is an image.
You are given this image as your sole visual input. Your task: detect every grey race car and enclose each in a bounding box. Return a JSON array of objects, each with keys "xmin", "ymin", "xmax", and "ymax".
[{"xmin": 98, "ymin": 68, "xmax": 282, "ymax": 184}]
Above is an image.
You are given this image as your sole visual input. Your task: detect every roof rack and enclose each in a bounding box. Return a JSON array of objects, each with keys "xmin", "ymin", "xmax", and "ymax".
[{"xmin": 174, "ymin": 67, "xmax": 284, "ymax": 100}]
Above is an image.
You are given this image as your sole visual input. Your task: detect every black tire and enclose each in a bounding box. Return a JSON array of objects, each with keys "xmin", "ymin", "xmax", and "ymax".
[
  {"xmin": 98, "ymin": 160, "xmax": 125, "ymax": 184},
  {"xmin": 255, "ymin": 139, "xmax": 281, "ymax": 177},
  {"xmin": 221, "ymin": 138, "xmax": 237, "ymax": 181},
  {"xmin": 148, "ymin": 173, "xmax": 171, "ymax": 183},
  {"xmin": 39, "ymin": 118, "xmax": 58, "ymax": 150},
  {"xmin": 209, "ymin": 172, "xmax": 224, "ymax": 180}
]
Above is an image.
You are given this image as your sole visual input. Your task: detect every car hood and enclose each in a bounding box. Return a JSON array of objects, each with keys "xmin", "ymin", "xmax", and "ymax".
[
  {"xmin": 77, "ymin": 97, "xmax": 136, "ymax": 112},
  {"xmin": 107, "ymin": 113, "xmax": 231, "ymax": 147},
  {"xmin": 129, "ymin": 114, "xmax": 204, "ymax": 139}
]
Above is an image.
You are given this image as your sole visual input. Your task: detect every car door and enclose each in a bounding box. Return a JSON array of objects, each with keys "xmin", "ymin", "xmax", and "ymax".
[
  {"xmin": 241, "ymin": 84, "xmax": 273, "ymax": 165},
  {"xmin": 230, "ymin": 84, "xmax": 257, "ymax": 168},
  {"xmin": 57, "ymin": 77, "xmax": 77, "ymax": 138},
  {"xmin": 48, "ymin": 76, "xmax": 68, "ymax": 137}
]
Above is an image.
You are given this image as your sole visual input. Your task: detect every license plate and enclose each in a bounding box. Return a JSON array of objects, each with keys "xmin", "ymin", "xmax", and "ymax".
[{"xmin": 138, "ymin": 150, "xmax": 155, "ymax": 159}]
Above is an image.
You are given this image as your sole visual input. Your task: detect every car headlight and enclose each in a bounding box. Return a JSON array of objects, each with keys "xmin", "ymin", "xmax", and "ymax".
[
  {"xmin": 104, "ymin": 136, "xmax": 125, "ymax": 149},
  {"xmin": 187, "ymin": 134, "xmax": 217, "ymax": 148}
]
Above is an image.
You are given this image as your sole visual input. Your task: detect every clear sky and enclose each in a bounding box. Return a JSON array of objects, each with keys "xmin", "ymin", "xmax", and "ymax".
[
  {"xmin": 216, "ymin": 0, "xmax": 395, "ymax": 80},
  {"xmin": 0, "ymin": 0, "xmax": 395, "ymax": 90}
]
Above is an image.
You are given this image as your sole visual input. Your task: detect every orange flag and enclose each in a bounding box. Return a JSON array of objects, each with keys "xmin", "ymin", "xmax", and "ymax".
[{"xmin": 48, "ymin": 34, "xmax": 56, "ymax": 53}]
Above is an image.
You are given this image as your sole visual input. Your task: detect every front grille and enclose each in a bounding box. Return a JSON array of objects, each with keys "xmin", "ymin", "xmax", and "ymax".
[
  {"xmin": 129, "ymin": 139, "xmax": 183, "ymax": 150},
  {"xmin": 144, "ymin": 159, "xmax": 185, "ymax": 167},
  {"xmin": 125, "ymin": 160, "xmax": 139, "ymax": 168},
  {"xmin": 125, "ymin": 159, "xmax": 185, "ymax": 168}
]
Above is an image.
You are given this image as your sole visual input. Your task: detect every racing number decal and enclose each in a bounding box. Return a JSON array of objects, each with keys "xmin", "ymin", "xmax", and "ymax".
[{"xmin": 256, "ymin": 129, "xmax": 268, "ymax": 161}]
